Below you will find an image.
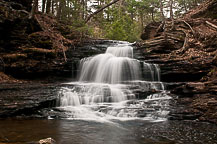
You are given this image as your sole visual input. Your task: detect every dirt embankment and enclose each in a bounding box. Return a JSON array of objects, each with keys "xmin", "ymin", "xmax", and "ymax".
[{"xmin": 138, "ymin": 0, "xmax": 217, "ymax": 124}]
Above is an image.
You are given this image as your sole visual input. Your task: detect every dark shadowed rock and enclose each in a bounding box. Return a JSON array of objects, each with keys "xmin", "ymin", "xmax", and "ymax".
[{"xmin": 0, "ymin": 83, "xmax": 59, "ymax": 117}]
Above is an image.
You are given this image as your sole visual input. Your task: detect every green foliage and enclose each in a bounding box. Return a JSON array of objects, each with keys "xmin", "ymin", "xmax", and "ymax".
[
  {"xmin": 104, "ymin": 7, "xmax": 140, "ymax": 42},
  {"xmin": 105, "ymin": 19, "xmax": 128, "ymax": 41},
  {"xmin": 71, "ymin": 20, "xmax": 94, "ymax": 37},
  {"xmin": 37, "ymin": 0, "xmax": 205, "ymax": 42}
]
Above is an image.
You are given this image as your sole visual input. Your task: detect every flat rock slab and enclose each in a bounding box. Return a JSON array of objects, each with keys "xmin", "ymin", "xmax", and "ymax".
[{"xmin": 0, "ymin": 83, "xmax": 60, "ymax": 117}]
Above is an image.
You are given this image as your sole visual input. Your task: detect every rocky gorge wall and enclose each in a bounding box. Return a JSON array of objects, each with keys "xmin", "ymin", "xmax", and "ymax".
[
  {"xmin": 136, "ymin": 0, "xmax": 217, "ymax": 124},
  {"xmin": 0, "ymin": 0, "xmax": 111, "ymax": 82}
]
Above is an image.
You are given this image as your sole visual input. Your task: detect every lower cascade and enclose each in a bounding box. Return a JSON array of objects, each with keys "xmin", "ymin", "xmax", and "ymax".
[{"xmin": 57, "ymin": 42, "xmax": 171, "ymax": 121}]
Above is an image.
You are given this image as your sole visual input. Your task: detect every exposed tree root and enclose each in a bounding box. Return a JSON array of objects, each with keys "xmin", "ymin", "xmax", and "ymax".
[
  {"xmin": 182, "ymin": 20, "xmax": 195, "ymax": 35},
  {"xmin": 206, "ymin": 21, "xmax": 217, "ymax": 29}
]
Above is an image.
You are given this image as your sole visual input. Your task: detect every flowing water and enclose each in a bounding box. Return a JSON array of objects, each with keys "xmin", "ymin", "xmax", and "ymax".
[
  {"xmin": 57, "ymin": 42, "xmax": 169, "ymax": 121},
  {"xmin": 1, "ymin": 41, "xmax": 217, "ymax": 144}
]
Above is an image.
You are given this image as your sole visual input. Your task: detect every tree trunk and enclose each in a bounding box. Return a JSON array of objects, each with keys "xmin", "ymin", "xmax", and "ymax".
[
  {"xmin": 159, "ymin": 0, "xmax": 165, "ymax": 21},
  {"xmin": 29, "ymin": 0, "xmax": 38, "ymax": 19},
  {"xmin": 151, "ymin": 8, "xmax": 155, "ymax": 22},
  {"xmin": 62, "ymin": 0, "xmax": 66, "ymax": 19},
  {"xmin": 35, "ymin": 0, "xmax": 38, "ymax": 12},
  {"xmin": 57, "ymin": 0, "xmax": 66, "ymax": 20},
  {"xmin": 66, "ymin": 0, "xmax": 69, "ymax": 19},
  {"xmin": 46, "ymin": 0, "xmax": 51, "ymax": 14},
  {"xmin": 57, "ymin": 0, "xmax": 62, "ymax": 20},
  {"xmin": 140, "ymin": 12, "xmax": 144, "ymax": 30},
  {"xmin": 170, "ymin": 0, "xmax": 174, "ymax": 20},
  {"xmin": 85, "ymin": 0, "xmax": 120, "ymax": 23},
  {"xmin": 170, "ymin": 0, "xmax": 175, "ymax": 30},
  {"xmin": 42, "ymin": 0, "xmax": 46, "ymax": 13},
  {"xmin": 85, "ymin": 0, "xmax": 88, "ymax": 19},
  {"xmin": 51, "ymin": 0, "xmax": 54, "ymax": 14},
  {"xmin": 106, "ymin": 4, "xmax": 110, "ymax": 21},
  {"xmin": 81, "ymin": 0, "xmax": 85, "ymax": 20},
  {"xmin": 194, "ymin": 0, "xmax": 198, "ymax": 7}
]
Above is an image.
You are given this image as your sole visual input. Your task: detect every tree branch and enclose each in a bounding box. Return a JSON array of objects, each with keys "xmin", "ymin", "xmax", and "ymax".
[{"xmin": 85, "ymin": 0, "xmax": 120, "ymax": 23}]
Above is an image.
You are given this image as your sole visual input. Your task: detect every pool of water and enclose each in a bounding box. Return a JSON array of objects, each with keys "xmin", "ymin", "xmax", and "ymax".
[{"xmin": 0, "ymin": 119, "xmax": 217, "ymax": 144}]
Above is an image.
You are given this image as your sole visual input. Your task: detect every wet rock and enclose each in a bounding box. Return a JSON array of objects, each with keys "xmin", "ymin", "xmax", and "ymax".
[
  {"xmin": 38, "ymin": 138, "xmax": 56, "ymax": 144},
  {"xmin": 0, "ymin": 83, "xmax": 59, "ymax": 117}
]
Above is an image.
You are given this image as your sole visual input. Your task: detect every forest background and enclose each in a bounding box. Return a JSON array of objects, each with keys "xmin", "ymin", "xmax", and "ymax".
[{"xmin": 31, "ymin": 0, "xmax": 205, "ymax": 42}]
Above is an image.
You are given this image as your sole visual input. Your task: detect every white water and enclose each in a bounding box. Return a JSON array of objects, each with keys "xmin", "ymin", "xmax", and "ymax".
[
  {"xmin": 58, "ymin": 43, "xmax": 171, "ymax": 122},
  {"xmin": 78, "ymin": 55, "xmax": 141, "ymax": 84}
]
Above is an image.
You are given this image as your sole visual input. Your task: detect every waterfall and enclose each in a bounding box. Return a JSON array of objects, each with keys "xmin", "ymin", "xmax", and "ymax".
[
  {"xmin": 58, "ymin": 43, "xmax": 171, "ymax": 121},
  {"xmin": 105, "ymin": 45, "xmax": 133, "ymax": 58},
  {"xmin": 78, "ymin": 45, "xmax": 141, "ymax": 84}
]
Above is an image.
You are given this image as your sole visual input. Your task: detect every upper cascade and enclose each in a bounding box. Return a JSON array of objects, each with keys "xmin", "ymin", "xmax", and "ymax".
[
  {"xmin": 105, "ymin": 45, "xmax": 133, "ymax": 58},
  {"xmin": 78, "ymin": 44, "xmax": 141, "ymax": 84}
]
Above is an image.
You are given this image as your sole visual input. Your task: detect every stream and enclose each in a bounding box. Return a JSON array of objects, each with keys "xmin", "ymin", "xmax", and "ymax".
[
  {"xmin": 0, "ymin": 119, "xmax": 217, "ymax": 144},
  {"xmin": 0, "ymin": 41, "xmax": 217, "ymax": 144}
]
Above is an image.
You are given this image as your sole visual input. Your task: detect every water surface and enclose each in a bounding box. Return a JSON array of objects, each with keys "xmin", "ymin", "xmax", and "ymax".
[{"xmin": 0, "ymin": 119, "xmax": 217, "ymax": 144}]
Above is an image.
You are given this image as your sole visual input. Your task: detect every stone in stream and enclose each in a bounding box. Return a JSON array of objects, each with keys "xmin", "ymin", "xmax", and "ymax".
[{"xmin": 38, "ymin": 137, "xmax": 56, "ymax": 144}]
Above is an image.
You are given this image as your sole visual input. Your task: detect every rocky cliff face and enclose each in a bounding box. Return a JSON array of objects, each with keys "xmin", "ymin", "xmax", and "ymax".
[
  {"xmin": 0, "ymin": 0, "xmax": 107, "ymax": 82},
  {"xmin": 137, "ymin": 0, "xmax": 217, "ymax": 124}
]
